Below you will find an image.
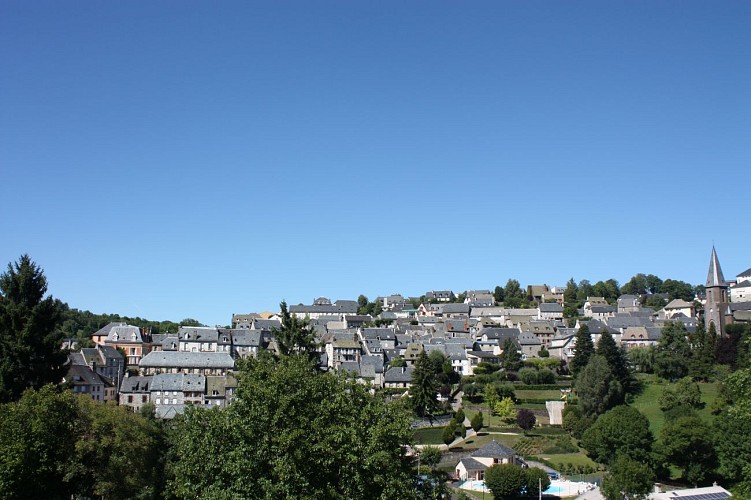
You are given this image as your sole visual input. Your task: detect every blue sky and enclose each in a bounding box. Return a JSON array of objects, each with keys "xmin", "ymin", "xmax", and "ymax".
[{"xmin": 1, "ymin": 1, "xmax": 749, "ymax": 326}]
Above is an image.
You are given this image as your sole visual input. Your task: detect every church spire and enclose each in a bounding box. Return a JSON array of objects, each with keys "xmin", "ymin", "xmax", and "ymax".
[{"xmin": 706, "ymin": 246, "xmax": 726, "ymax": 288}]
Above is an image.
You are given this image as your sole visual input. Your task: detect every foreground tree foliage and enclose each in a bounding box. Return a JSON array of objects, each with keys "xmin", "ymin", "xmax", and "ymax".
[
  {"xmin": 484, "ymin": 463, "xmax": 549, "ymax": 499},
  {"xmin": 0, "ymin": 385, "xmax": 164, "ymax": 499},
  {"xmin": 167, "ymin": 355, "xmax": 416, "ymax": 499},
  {"xmin": 0, "ymin": 385, "xmax": 79, "ymax": 498},
  {"xmin": 601, "ymin": 455, "xmax": 655, "ymax": 500},
  {"xmin": 0, "ymin": 255, "xmax": 66, "ymax": 403}
]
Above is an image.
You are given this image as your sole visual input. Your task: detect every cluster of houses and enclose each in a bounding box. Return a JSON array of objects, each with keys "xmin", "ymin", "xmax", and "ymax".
[{"xmin": 62, "ymin": 249, "xmax": 750, "ymax": 420}]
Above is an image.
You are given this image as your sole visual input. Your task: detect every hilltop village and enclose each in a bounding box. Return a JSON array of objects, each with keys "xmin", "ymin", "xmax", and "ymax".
[
  {"xmin": 3, "ymin": 247, "xmax": 751, "ymax": 499},
  {"xmin": 65, "ymin": 247, "xmax": 750, "ymax": 420}
]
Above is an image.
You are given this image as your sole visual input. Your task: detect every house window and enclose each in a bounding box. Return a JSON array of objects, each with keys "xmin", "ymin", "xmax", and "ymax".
[
  {"xmin": 156, "ymin": 398, "xmax": 161, "ymax": 404},
  {"xmin": 128, "ymin": 396, "xmax": 133, "ymax": 403}
]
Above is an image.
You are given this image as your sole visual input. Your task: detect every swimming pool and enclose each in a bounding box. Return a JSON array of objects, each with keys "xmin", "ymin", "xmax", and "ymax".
[
  {"xmin": 545, "ymin": 480, "xmax": 594, "ymax": 497},
  {"xmin": 460, "ymin": 479, "xmax": 593, "ymax": 497}
]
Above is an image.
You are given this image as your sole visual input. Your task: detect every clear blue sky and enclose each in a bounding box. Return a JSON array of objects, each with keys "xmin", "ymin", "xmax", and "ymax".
[{"xmin": 1, "ymin": 1, "xmax": 749, "ymax": 326}]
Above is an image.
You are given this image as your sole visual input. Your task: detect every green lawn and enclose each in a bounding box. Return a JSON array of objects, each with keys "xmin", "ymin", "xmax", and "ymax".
[
  {"xmin": 632, "ymin": 380, "xmax": 719, "ymax": 436},
  {"xmin": 413, "ymin": 427, "xmax": 445, "ymax": 445},
  {"xmin": 515, "ymin": 390, "xmax": 565, "ymax": 400},
  {"xmin": 540, "ymin": 453, "xmax": 598, "ymax": 468}
]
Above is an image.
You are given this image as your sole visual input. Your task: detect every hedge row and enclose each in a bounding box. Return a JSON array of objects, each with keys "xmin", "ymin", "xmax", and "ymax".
[{"xmin": 512, "ymin": 384, "xmax": 571, "ymax": 390}]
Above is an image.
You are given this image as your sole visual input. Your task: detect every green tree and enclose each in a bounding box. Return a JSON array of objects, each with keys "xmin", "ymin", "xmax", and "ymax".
[
  {"xmin": 410, "ymin": 350, "xmax": 440, "ymax": 420},
  {"xmin": 713, "ymin": 365, "xmax": 751, "ymax": 485},
  {"xmin": 516, "ymin": 409, "xmax": 536, "ymax": 434},
  {"xmin": 601, "ymin": 455, "xmax": 655, "ymax": 500},
  {"xmin": 562, "ymin": 404, "xmax": 592, "ymax": 439},
  {"xmin": 72, "ymin": 397, "xmax": 165, "ymax": 499},
  {"xmin": 419, "ymin": 446, "xmax": 442, "ymax": 470},
  {"xmin": 597, "ymin": 331, "xmax": 634, "ymax": 393},
  {"xmin": 690, "ymin": 321, "xmax": 717, "ymax": 381},
  {"xmin": 499, "ymin": 337, "xmax": 522, "ymax": 372},
  {"xmin": 454, "ymin": 408, "xmax": 465, "ymax": 424},
  {"xmin": 621, "ymin": 273, "xmax": 648, "ymax": 295},
  {"xmin": 659, "ymin": 377, "xmax": 702, "ymax": 412},
  {"xmin": 563, "ymin": 278, "xmax": 580, "ymax": 318},
  {"xmin": 570, "ymin": 324, "xmax": 595, "ymax": 377},
  {"xmin": 654, "ymin": 321, "xmax": 691, "ymax": 381},
  {"xmin": 0, "ymin": 385, "xmax": 79, "ymax": 498},
  {"xmin": 580, "ymin": 405, "xmax": 653, "ymax": 465},
  {"xmin": 357, "ymin": 294, "xmax": 369, "ymax": 315},
  {"xmin": 503, "ymin": 279, "xmax": 524, "ymax": 308},
  {"xmin": 273, "ymin": 301, "xmax": 318, "ymax": 360},
  {"xmin": 523, "ymin": 467, "xmax": 551, "ymax": 498},
  {"xmin": 661, "ymin": 279, "xmax": 696, "ymax": 302},
  {"xmin": 391, "ymin": 356, "xmax": 406, "ymax": 368},
  {"xmin": 0, "ymin": 255, "xmax": 66, "ymax": 402},
  {"xmin": 167, "ymin": 355, "xmax": 415, "ymax": 499},
  {"xmin": 494, "ymin": 397, "xmax": 515, "ymax": 422},
  {"xmin": 575, "ymin": 355, "xmax": 624, "ymax": 418},
  {"xmin": 494, "ymin": 285, "xmax": 505, "ymax": 305},
  {"xmin": 659, "ymin": 416, "xmax": 716, "ymax": 485},
  {"xmin": 484, "ymin": 463, "xmax": 527, "ymax": 499},
  {"xmin": 470, "ymin": 411, "xmax": 484, "ymax": 432},
  {"xmin": 442, "ymin": 421, "xmax": 457, "ymax": 445},
  {"xmin": 628, "ymin": 346, "xmax": 655, "ymax": 374}
]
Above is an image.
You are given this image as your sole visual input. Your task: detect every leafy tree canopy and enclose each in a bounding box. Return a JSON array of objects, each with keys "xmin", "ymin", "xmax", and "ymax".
[
  {"xmin": 167, "ymin": 355, "xmax": 416, "ymax": 499},
  {"xmin": 602, "ymin": 455, "xmax": 655, "ymax": 500},
  {"xmin": 580, "ymin": 405, "xmax": 653, "ymax": 466}
]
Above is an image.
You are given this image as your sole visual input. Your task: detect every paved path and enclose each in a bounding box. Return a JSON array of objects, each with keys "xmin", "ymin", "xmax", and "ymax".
[{"xmin": 574, "ymin": 486, "xmax": 604, "ymax": 499}]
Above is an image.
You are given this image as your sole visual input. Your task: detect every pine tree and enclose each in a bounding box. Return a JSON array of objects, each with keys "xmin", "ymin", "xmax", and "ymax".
[
  {"xmin": 0, "ymin": 255, "xmax": 65, "ymax": 403},
  {"xmin": 597, "ymin": 331, "xmax": 634, "ymax": 393},
  {"xmin": 570, "ymin": 324, "xmax": 595, "ymax": 377},
  {"xmin": 499, "ymin": 337, "xmax": 522, "ymax": 372},
  {"xmin": 690, "ymin": 320, "xmax": 716, "ymax": 381},
  {"xmin": 410, "ymin": 350, "xmax": 439, "ymax": 420}
]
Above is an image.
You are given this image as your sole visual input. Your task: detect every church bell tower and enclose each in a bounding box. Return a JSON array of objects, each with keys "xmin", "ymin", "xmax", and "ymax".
[{"xmin": 705, "ymin": 246, "xmax": 730, "ymax": 336}]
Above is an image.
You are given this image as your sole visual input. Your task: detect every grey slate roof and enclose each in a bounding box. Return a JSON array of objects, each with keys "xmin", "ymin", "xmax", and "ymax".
[
  {"xmin": 471, "ymin": 440, "xmax": 516, "ymax": 459},
  {"xmin": 706, "ymin": 246, "xmax": 727, "ymax": 287},
  {"xmin": 178, "ymin": 326, "xmax": 219, "ymax": 342},
  {"xmin": 151, "ymin": 373, "xmax": 206, "ymax": 392},
  {"xmin": 120, "ymin": 375, "xmax": 152, "ymax": 393},
  {"xmin": 289, "ymin": 300, "xmax": 358, "ymax": 315},
  {"xmin": 481, "ymin": 327, "xmax": 520, "ymax": 341},
  {"xmin": 107, "ymin": 325, "xmax": 143, "ymax": 343},
  {"xmin": 91, "ymin": 322, "xmax": 127, "ymax": 337},
  {"xmin": 384, "ymin": 365, "xmax": 414, "ymax": 383},
  {"xmin": 361, "ymin": 355, "xmax": 385, "ymax": 373},
  {"xmin": 139, "ymin": 351, "xmax": 235, "ymax": 369},
  {"xmin": 518, "ymin": 330, "xmax": 542, "ymax": 345},
  {"xmin": 442, "ymin": 303, "xmax": 470, "ymax": 314},
  {"xmin": 539, "ymin": 303, "xmax": 563, "ymax": 313},
  {"xmin": 458, "ymin": 457, "xmax": 486, "ymax": 470}
]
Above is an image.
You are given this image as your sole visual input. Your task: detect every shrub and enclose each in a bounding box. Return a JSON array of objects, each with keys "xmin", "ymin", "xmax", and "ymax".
[
  {"xmin": 471, "ymin": 411, "xmax": 484, "ymax": 432},
  {"xmin": 454, "ymin": 408, "xmax": 465, "ymax": 424},
  {"xmin": 442, "ymin": 422, "xmax": 456, "ymax": 445}
]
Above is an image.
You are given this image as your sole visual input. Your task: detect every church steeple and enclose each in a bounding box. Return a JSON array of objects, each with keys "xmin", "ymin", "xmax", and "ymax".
[
  {"xmin": 704, "ymin": 246, "xmax": 730, "ymax": 336},
  {"xmin": 706, "ymin": 246, "xmax": 726, "ymax": 288}
]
